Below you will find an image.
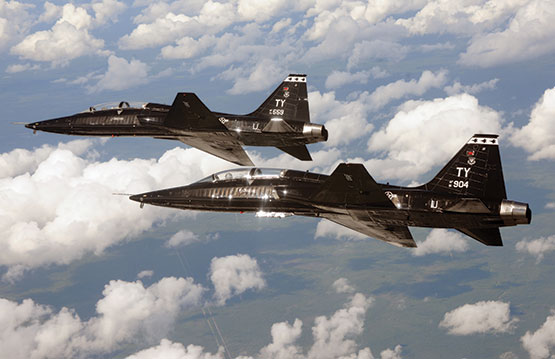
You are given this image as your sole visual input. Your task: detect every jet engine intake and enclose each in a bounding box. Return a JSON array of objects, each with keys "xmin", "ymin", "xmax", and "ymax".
[
  {"xmin": 303, "ymin": 124, "xmax": 328, "ymax": 141},
  {"xmin": 500, "ymin": 200, "xmax": 531, "ymax": 225}
]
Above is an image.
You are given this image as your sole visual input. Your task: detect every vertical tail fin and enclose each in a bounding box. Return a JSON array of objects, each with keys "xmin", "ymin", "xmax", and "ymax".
[
  {"xmin": 424, "ymin": 134, "xmax": 507, "ymax": 200},
  {"xmin": 249, "ymin": 74, "xmax": 310, "ymax": 123}
]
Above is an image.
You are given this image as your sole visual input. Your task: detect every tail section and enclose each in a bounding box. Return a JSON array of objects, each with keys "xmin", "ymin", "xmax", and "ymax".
[
  {"xmin": 249, "ymin": 74, "xmax": 310, "ymax": 123},
  {"xmin": 424, "ymin": 134, "xmax": 507, "ymax": 201}
]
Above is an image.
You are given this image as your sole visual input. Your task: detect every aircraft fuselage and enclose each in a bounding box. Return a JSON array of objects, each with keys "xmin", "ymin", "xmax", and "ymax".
[
  {"xmin": 25, "ymin": 107, "xmax": 327, "ymax": 146},
  {"xmin": 129, "ymin": 168, "xmax": 529, "ymax": 231}
]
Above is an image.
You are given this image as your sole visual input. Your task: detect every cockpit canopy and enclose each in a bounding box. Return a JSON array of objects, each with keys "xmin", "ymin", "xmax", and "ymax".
[
  {"xmin": 83, "ymin": 101, "xmax": 170, "ymax": 113},
  {"xmin": 196, "ymin": 168, "xmax": 285, "ymax": 183}
]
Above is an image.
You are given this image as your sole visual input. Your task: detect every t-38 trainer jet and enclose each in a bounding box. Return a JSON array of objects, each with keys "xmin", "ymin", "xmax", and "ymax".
[
  {"xmin": 130, "ymin": 134, "xmax": 531, "ymax": 248},
  {"xmin": 25, "ymin": 74, "xmax": 327, "ymax": 166}
]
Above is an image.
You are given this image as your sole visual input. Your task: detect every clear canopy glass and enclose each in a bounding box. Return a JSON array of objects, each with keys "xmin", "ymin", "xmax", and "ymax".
[
  {"xmin": 82, "ymin": 101, "xmax": 148, "ymax": 112},
  {"xmin": 196, "ymin": 168, "xmax": 285, "ymax": 183}
]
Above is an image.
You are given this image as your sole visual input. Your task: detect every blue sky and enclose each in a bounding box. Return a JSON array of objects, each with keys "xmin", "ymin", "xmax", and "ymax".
[{"xmin": 1, "ymin": 1, "xmax": 555, "ymax": 358}]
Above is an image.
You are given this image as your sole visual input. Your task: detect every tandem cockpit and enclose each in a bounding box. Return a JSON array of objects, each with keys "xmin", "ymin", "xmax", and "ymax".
[
  {"xmin": 195, "ymin": 167, "xmax": 326, "ymax": 184},
  {"xmin": 83, "ymin": 101, "xmax": 170, "ymax": 113},
  {"xmin": 196, "ymin": 168, "xmax": 285, "ymax": 184}
]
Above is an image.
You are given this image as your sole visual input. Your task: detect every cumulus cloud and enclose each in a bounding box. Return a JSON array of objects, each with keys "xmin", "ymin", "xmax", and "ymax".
[
  {"xmin": 166, "ymin": 229, "xmax": 201, "ymax": 248},
  {"xmin": 125, "ymin": 339, "xmax": 224, "ymax": 359},
  {"xmin": 396, "ymin": 0, "xmax": 522, "ymax": 36},
  {"xmin": 515, "ymin": 235, "xmax": 555, "ymax": 262},
  {"xmin": 347, "ymin": 39, "xmax": 410, "ymax": 68},
  {"xmin": 439, "ymin": 301, "xmax": 518, "ymax": 335},
  {"xmin": 137, "ymin": 270, "xmax": 154, "ymax": 279},
  {"xmin": 0, "ymin": 0, "xmax": 34, "ymax": 50},
  {"xmin": 209, "ymin": 254, "xmax": 266, "ymax": 305},
  {"xmin": 125, "ymin": 292, "xmax": 398, "ymax": 359},
  {"xmin": 0, "ymin": 141, "xmax": 234, "ymax": 280},
  {"xmin": 315, "ymin": 219, "xmax": 367, "ymax": 241},
  {"xmin": 366, "ymin": 69, "xmax": 448, "ymax": 110},
  {"xmin": 459, "ymin": 0, "xmax": 555, "ymax": 67},
  {"xmin": 309, "ymin": 91, "xmax": 374, "ymax": 147},
  {"xmin": 10, "ymin": 3, "xmax": 106, "ymax": 66},
  {"xmin": 91, "ymin": 0, "xmax": 126, "ymax": 25},
  {"xmin": 510, "ymin": 86, "xmax": 555, "ymax": 160},
  {"xmin": 88, "ymin": 55, "xmax": 149, "ymax": 92},
  {"xmin": 325, "ymin": 67, "xmax": 388, "ymax": 89},
  {"xmin": 366, "ymin": 93, "xmax": 502, "ymax": 181},
  {"xmin": 0, "ymin": 276, "xmax": 204, "ymax": 359},
  {"xmin": 332, "ymin": 278, "xmax": 355, "ymax": 294},
  {"xmin": 413, "ymin": 229, "xmax": 469, "ymax": 256},
  {"xmin": 521, "ymin": 310, "xmax": 555, "ymax": 359},
  {"xmin": 444, "ymin": 78, "xmax": 499, "ymax": 96}
]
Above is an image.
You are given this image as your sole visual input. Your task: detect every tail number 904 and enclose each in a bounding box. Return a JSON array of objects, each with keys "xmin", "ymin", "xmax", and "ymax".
[{"xmin": 448, "ymin": 180, "xmax": 469, "ymax": 188}]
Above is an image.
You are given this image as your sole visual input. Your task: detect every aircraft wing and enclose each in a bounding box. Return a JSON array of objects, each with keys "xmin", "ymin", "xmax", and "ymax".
[
  {"xmin": 322, "ymin": 213, "xmax": 417, "ymax": 248},
  {"xmin": 178, "ymin": 136, "xmax": 254, "ymax": 166}
]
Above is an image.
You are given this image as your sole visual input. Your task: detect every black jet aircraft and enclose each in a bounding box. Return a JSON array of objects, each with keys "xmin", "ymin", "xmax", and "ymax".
[
  {"xmin": 25, "ymin": 74, "xmax": 327, "ymax": 166},
  {"xmin": 129, "ymin": 134, "xmax": 531, "ymax": 247}
]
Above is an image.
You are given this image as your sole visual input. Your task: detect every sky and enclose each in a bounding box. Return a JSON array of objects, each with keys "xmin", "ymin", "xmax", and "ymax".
[{"xmin": 1, "ymin": 0, "xmax": 555, "ymax": 358}]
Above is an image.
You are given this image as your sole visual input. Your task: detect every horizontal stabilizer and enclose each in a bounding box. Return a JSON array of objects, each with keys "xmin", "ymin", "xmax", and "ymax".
[
  {"xmin": 277, "ymin": 145, "xmax": 312, "ymax": 161},
  {"xmin": 456, "ymin": 227, "xmax": 503, "ymax": 246},
  {"xmin": 312, "ymin": 163, "xmax": 394, "ymax": 207},
  {"xmin": 165, "ymin": 93, "xmax": 227, "ymax": 131}
]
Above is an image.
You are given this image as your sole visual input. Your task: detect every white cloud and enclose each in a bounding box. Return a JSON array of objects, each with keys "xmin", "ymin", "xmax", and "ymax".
[
  {"xmin": 0, "ymin": 0, "xmax": 34, "ymax": 51},
  {"xmin": 0, "ymin": 141, "xmax": 234, "ymax": 280},
  {"xmin": 510, "ymin": 86, "xmax": 555, "ymax": 160},
  {"xmin": 119, "ymin": 1, "xmax": 237, "ymax": 50},
  {"xmin": 125, "ymin": 339, "xmax": 224, "ymax": 359},
  {"xmin": 307, "ymin": 293, "xmax": 374, "ymax": 359},
  {"xmin": 347, "ymin": 39, "xmax": 409, "ymax": 68},
  {"xmin": 459, "ymin": 0, "xmax": 555, "ymax": 67},
  {"xmin": 444, "ymin": 78, "xmax": 499, "ymax": 96},
  {"xmin": 515, "ymin": 235, "xmax": 555, "ymax": 262},
  {"xmin": 161, "ymin": 34, "xmax": 216, "ymax": 59},
  {"xmin": 521, "ymin": 310, "xmax": 555, "ymax": 359},
  {"xmin": 166, "ymin": 229, "xmax": 200, "ymax": 248},
  {"xmin": 439, "ymin": 301, "xmax": 518, "ymax": 335},
  {"xmin": 315, "ymin": 219, "xmax": 368, "ymax": 241},
  {"xmin": 366, "ymin": 69, "xmax": 448, "ymax": 111},
  {"xmin": 546, "ymin": 202, "xmax": 555, "ymax": 210},
  {"xmin": 325, "ymin": 68, "xmax": 388, "ymax": 89},
  {"xmin": 5, "ymin": 62, "xmax": 40, "ymax": 73},
  {"xmin": 125, "ymin": 292, "xmax": 402, "ymax": 359},
  {"xmin": 380, "ymin": 345, "xmax": 403, "ymax": 359},
  {"xmin": 37, "ymin": 1, "xmax": 60, "ymax": 23},
  {"xmin": 413, "ymin": 229, "xmax": 469, "ymax": 256},
  {"xmin": 396, "ymin": 0, "xmax": 522, "ymax": 36},
  {"xmin": 225, "ymin": 57, "xmax": 284, "ymax": 95},
  {"xmin": 92, "ymin": 0, "xmax": 126, "ymax": 25},
  {"xmin": 10, "ymin": 3, "xmax": 106, "ymax": 66},
  {"xmin": 0, "ymin": 276, "xmax": 204, "ymax": 359},
  {"xmin": 88, "ymin": 55, "xmax": 149, "ymax": 92},
  {"xmin": 309, "ymin": 91, "xmax": 374, "ymax": 147},
  {"xmin": 366, "ymin": 93, "xmax": 502, "ymax": 181},
  {"xmin": 209, "ymin": 254, "xmax": 266, "ymax": 305},
  {"xmin": 332, "ymin": 278, "xmax": 355, "ymax": 294},
  {"xmin": 137, "ymin": 270, "xmax": 154, "ymax": 279}
]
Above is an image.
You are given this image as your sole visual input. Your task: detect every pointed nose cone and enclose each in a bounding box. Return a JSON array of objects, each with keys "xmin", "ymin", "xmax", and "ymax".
[
  {"xmin": 25, "ymin": 117, "xmax": 70, "ymax": 134},
  {"xmin": 129, "ymin": 194, "xmax": 143, "ymax": 203}
]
